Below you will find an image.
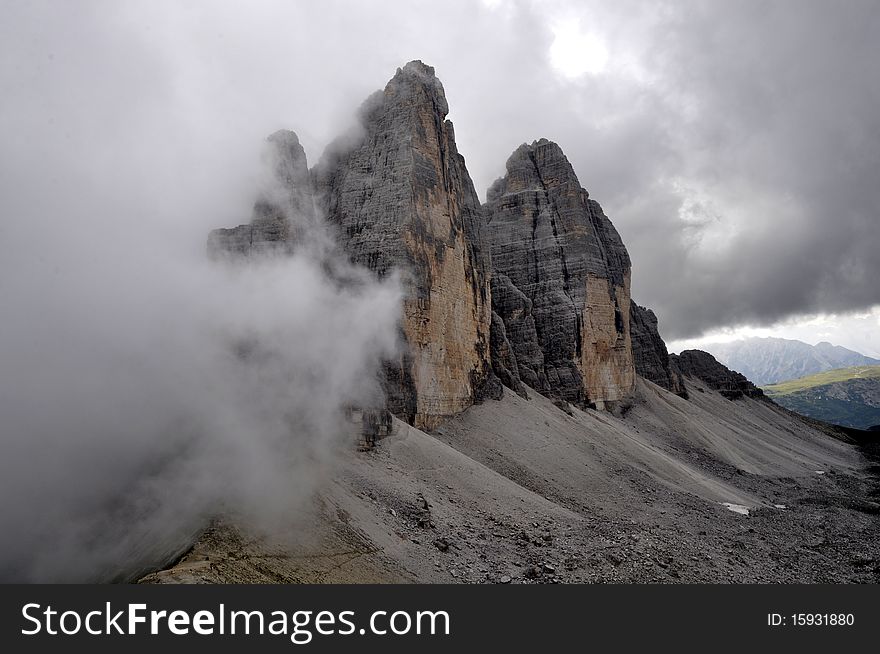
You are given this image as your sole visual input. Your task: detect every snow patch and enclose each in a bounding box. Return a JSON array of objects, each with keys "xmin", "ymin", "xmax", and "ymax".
[{"xmin": 721, "ymin": 503, "xmax": 750, "ymax": 516}]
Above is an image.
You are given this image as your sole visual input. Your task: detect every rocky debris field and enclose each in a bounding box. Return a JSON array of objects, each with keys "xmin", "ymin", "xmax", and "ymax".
[{"xmin": 142, "ymin": 378, "xmax": 879, "ymax": 585}]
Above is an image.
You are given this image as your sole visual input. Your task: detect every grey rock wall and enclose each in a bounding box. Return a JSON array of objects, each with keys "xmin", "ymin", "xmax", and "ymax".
[
  {"xmin": 312, "ymin": 61, "xmax": 494, "ymax": 429},
  {"xmin": 630, "ymin": 301, "xmax": 687, "ymax": 397},
  {"xmin": 670, "ymin": 350, "xmax": 764, "ymax": 400},
  {"xmin": 484, "ymin": 139, "xmax": 635, "ymax": 409}
]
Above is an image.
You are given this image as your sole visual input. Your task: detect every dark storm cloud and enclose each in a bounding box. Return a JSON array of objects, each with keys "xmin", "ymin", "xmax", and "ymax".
[
  {"xmin": 4, "ymin": 1, "xmax": 876, "ymax": 341},
  {"xmin": 0, "ymin": 0, "xmax": 403, "ymax": 581},
  {"xmin": 451, "ymin": 0, "xmax": 880, "ymax": 340},
  {"xmin": 612, "ymin": 0, "xmax": 880, "ymax": 338},
  {"xmin": 0, "ymin": 0, "xmax": 878, "ymax": 577}
]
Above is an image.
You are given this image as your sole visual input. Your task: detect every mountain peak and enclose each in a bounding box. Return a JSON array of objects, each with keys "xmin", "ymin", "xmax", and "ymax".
[
  {"xmin": 484, "ymin": 137, "xmax": 634, "ymax": 408},
  {"xmin": 386, "ymin": 59, "xmax": 448, "ymax": 117},
  {"xmin": 310, "ymin": 60, "xmax": 491, "ymax": 428},
  {"xmin": 398, "ymin": 59, "xmax": 437, "ymax": 78},
  {"xmin": 700, "ymin": 337, "xmax": 880, "ymax": 386},
  {"xmin": 508, "ymin": 138, "xmax": 571, "ymax": 168},
  {"xmin": 266, "ymin": 128, "xmax": 301, "ymax": 147}
]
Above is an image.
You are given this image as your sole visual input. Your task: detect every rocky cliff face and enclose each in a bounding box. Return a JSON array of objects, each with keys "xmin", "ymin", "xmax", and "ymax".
[
  {"xmin": 669, "ymin": 350, "xmax": 763, "ymax": 400},
  {"xmin": 489, "ymin": 309, "xmax": 527, "ymax": 398},
  {"xmin": 630, "ymin": 301, "xmax": 687, "ymax": 396},
  {"xmin": 312, "ymin": 61, "xmax": 495, "ymax": 429},
  {"xmin": 484, "ymin": 139, "xmax": 634, "ymax": 409},
  {"xmin": 208, "ymin": 130, "xmax": 316, "ymax": 258},
  {"xmin": 207, "ymin": 62, "xmax": 703, "ymax": 428}
]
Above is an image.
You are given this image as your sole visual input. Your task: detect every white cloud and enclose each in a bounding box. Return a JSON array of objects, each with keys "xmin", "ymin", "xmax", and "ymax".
[
  {"xmin": 548, "ymin": 21, "xmax": 609, "ymax": 77},
  {"xmin": 668, "ymin": 305, "xmax": 880, "ymax": 358}
]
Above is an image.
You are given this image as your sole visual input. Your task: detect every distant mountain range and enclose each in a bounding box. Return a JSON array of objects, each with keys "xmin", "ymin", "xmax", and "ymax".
[
  {"xmin": 763, "ymin": 365, "xmax": 880, "ymax": 430},
  {"xmin": 701, "ymin": 337, "xmax": 880, "ymax": 386}
]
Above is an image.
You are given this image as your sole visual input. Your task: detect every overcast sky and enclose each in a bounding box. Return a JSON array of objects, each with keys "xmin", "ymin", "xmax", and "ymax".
[{"xmin": 2, "ymin": 0, "xmax": 878, "ymax": 349}]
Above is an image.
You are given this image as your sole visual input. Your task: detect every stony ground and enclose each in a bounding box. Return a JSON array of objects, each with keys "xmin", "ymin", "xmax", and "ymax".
[{"xmin": 141, "ymin": 379, "xmax": 879, "ymax": 584}]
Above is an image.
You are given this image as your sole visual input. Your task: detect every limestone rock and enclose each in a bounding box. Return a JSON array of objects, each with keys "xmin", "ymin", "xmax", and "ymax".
[
  {"xmin": 669, "ymin": 350, "xmax": 764, "ymax": 400},
  {"xmin": 208, "ymin": 130, "xmax": 315, "ymax": 258},
  {"xmin": 490, "ymin": 311, "xmax": 527, "ymax": 398},
  {"xmin": 484, "ymin": 139, "xmax": 634, "ymax": 409},
  {"xmin": 312, "ymin": 61, "xmax": 494, "ymax": 429},
  {"xmin": 630, "ymin": 301, "xmax": 687, "ymax": 397},
  {"xmin": 490, "ymin": 273, "xmax": 546, "ymax": 392}
]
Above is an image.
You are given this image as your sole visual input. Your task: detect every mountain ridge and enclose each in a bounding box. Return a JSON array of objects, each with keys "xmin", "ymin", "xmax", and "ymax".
[
  {"xmin": 211, "ymin": 61, "xmax": 654, "ymax": 424},
  {"xmin": 700, "ymin": 336, "xmax": 880, "ymax": 386},
  {"xmin": 764, "ymin": 365, "xmax": 880, "ymax": 429},
  {"xmin": 207, "ymin": 61, "xmax": 805, "ymax": 425}
]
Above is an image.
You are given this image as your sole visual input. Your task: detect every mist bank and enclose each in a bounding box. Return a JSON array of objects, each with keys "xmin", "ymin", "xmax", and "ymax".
[{"xmin": 0, "ymin": 137, "xmax": 401, "ymax": 581}]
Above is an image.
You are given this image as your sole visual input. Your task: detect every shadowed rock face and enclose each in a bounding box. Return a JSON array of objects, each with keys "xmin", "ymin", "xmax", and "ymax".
[
  {"xmin": 484, "ymin": 139, "xmax": 634, "ymax": 409},
  {"xmin": 312, "ymin": 61, "xmax": 495, "ymax": 429},
  {"xmin": 490, "ymin": 273, "xmax": 545, "ymax": 392},
  {"xmin": 208, "ymin": 130, "xmax": 316, "ymax": 258},
  {"xmin": 630, "ymin": 301, "xmax": 687, "ymax": 397},
  {"xmin": 489, "ymin": 310, "xmax": 527, "ymax": 399},
  {"xmin": 669, "ymin": 350, "xmax": 764, "ymax": 400}
]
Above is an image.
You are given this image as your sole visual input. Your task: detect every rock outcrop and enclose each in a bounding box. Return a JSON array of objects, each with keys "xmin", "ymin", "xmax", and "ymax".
[
  {"xmin": 207, "ymin": 63, "xmax": 696, "ymax": 428},
  {"xmin": 490, "ymin": 273, "xmax": 546, "ymax": 391},
  {"xmin": 669, "ymin": 350, "xmax": 764, "ymax": 400},
  {"xmin": 484, "ymin": 139, "xmax": 634, "ymax": 409},
  {"xmin": 630, "ymin": 301, "xmax": 687, "ymax": 396},
  {"xmin": 489, "ymin": 310, "xmax": 527, "ymax": 398},
  {"xmin": 312, "ymin": 61, "xmax": 495, "ymax": 429},
  {"xmin": 208, "ymin": 130, "xmax": 316, "ymax": 258}
]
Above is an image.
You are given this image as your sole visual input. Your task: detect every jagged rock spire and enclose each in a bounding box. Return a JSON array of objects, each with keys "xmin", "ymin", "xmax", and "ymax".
[
  {"xmin": 484, "ymin": 139, "xmax": 635, "ymax": 409},
  {"xmin": 207, "ymin": 129, "xmax": 315, "ymax": 258},
  {"xmin": 208, "ymin": 63, "xmax": 673, "ymax": 425},
  {"xmin": 312, "ymin": 60, "xmax": 496, "ymax": 429}
]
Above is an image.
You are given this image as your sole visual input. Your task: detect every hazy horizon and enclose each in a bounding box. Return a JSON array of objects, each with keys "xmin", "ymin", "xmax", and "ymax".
[{"xmin": 668, "ymin": 307, "xmax": 880, "ymax": 359}]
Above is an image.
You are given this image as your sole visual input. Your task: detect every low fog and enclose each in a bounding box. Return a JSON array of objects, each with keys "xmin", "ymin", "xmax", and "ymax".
[
  {"xmin": 0, "ymin": 8, "xmax": 401, "ymax": 579},
  {"xmin": 0, "ymin": 138, "xmax": 401, "ymax": 581}
]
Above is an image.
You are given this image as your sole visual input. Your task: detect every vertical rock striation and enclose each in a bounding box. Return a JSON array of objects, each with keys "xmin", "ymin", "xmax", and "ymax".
[
  {"xmin": 484, "ymin": 139, "xmax": 635, "ymax": 409},
  {"xmin": 312, "ymin": 61, "xmax": 494, "ymax": 429},
  {"xmin": 490, "ymin": 273, "xmax": 545, "ymax": 392},
  {"xmin": 207, "ymin": 63, "xmax": 691, "ymax": 427},
  {"xmin": 489, "ymin": 310, "xmax": 527, "ymax": 398},
  {"xmin": 630, "ymin": 301, "xmax": 687, "ymax": 397}
]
